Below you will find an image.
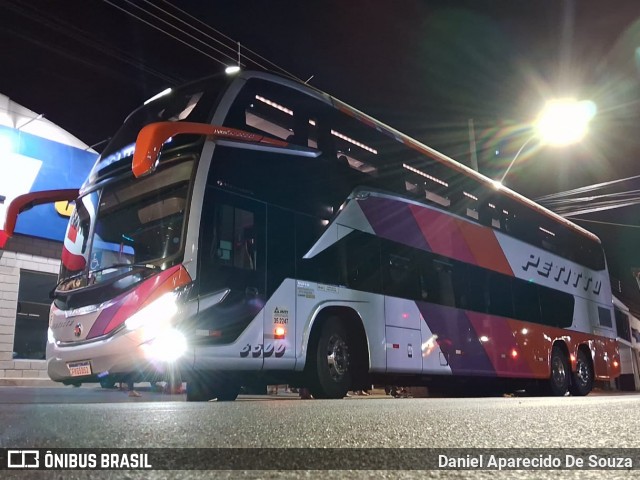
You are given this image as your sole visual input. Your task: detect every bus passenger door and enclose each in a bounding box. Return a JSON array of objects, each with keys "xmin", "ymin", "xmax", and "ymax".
[{"xmin": 194, "ymin": 188, "xmax": 266, "ymax": 370}]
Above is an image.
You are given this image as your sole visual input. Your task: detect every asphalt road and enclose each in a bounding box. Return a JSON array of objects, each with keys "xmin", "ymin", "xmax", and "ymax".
[{"xmin": 2, "ymin": 386, "xmax": 640, "ymax": 479}]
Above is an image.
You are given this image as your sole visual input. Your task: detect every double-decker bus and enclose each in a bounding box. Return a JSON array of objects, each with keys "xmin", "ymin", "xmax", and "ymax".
[{"xmin": 1, "ymin": 70, "xmax": 620, "ymax": 400}]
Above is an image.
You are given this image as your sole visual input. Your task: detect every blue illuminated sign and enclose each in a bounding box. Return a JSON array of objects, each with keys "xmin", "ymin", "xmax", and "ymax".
[{"xmin": 0, "ymin": 125, "xmax": 97, "ymax": 243}]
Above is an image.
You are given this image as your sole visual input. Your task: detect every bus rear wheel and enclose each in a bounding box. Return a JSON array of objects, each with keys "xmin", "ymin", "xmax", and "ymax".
[
  {"xmin": 307, "ymin": 317, "xmax": 352, "ymax": 399},
  {"xmin": 569, "ymin": 349, "xmax": 593, "ymax": 396},
  {"xmin": 549, "ymin": 346, "xmax": 570, "ymax": 396}
]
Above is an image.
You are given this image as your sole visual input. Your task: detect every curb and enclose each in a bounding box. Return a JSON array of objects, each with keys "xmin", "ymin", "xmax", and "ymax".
[{"xmin": 0, "ymin": 378, "xmax": 58, "ymax": 387}]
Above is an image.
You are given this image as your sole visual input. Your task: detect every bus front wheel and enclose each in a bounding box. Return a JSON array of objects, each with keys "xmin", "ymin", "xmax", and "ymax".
[
  {"xmin": 569, "ymin": 349, "xmax": 593, "ymax": 396},
  {"xmin": 307, "ymin": 317, "xmax": 352, "ymax": 399},
  {"xmin": 99, "ymin": 377, "xmax": 116, "ymax": 389},
  {"xmin": 186, "ymin": 377, "xmax": 240, "ymax": 402},
  {"xmin": 213, "ymin": 383, "xmax": 240, "ymax": 401},
  {"xmin": 549, "ymin": 346, "xmax": 570, "ymax": 396}
]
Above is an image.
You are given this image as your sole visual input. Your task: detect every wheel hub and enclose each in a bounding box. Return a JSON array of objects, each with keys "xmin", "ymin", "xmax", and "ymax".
[
  {"xmin": 575, "ymin": 360, "xmax": 589, "ymax": 386},
  {"xmin": 326, "ymin": 334, "xmax": 349, "ymax": 381},
  {"xmin": 552, "ymin": 356, "xmax": 566, "ymax": 386}
]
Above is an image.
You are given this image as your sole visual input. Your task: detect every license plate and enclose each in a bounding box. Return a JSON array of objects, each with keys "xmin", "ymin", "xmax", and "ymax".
[{"xmin": 67, "ymin": 360, "xmax": 92, "ymax": 377}]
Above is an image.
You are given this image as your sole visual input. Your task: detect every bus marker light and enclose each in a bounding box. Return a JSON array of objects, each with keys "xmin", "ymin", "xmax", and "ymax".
[
  {"xmin": 511, "ymin": 349, "xmax": 518, "ymax": 359},
  {"xmin": 274, "ymin": 326, "xmax": 286, "ymax": 339},
  {"xmin": 613, "ymin": 360, "xmax": 619, "ymax": 368}
]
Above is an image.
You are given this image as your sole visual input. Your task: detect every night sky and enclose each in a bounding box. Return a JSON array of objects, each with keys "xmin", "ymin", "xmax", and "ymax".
[{"xmin": 2, "ymin": 0, "xmax": 640, "ymax": 290}]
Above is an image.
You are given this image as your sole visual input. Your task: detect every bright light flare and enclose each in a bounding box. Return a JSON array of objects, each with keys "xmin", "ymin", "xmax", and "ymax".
[
  {"xmin": 144, "ymin": 328, "xmax": 187, "ymax": 362},
  {"xmin": 125, "ymin": 292, "xmax": 178, "ymax": 332},
  {"xmin": 536, "ymin": 99, "xmax": 597, "ymax": 146},
  {"xmin": 225, "ymin": 65, "xmax": 241, "ymax": 74}
]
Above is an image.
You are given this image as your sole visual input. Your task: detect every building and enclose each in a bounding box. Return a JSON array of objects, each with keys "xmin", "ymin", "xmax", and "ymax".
[{"xmin": 0, "ymin": 94, "xmax": 96, "ymax": 384}]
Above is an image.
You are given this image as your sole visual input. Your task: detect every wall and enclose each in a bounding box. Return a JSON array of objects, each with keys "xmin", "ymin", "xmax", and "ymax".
[{"xmin": 0, "ymin": 232, "xmax": 62, "ymax": 383}]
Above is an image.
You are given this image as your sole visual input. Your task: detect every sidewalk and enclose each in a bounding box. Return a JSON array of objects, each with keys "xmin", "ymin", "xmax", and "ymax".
[{"xmin": 0, "ymin": 377, "xmax": 58, "ymax": 387}]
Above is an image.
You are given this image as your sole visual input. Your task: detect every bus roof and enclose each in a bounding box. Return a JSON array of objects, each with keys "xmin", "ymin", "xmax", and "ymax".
[{"xmin": 237, "ymin": 70, "xmax": 600, "ymax": 245}]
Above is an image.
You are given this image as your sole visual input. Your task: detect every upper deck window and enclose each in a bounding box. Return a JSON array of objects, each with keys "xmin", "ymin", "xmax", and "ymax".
[{"xmin": 223, "ymin": 78, "xmax": 381, "ymax": 177}]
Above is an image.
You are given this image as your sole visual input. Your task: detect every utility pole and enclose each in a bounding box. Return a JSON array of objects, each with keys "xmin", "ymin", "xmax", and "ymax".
[{"xmin": 468, "ymin": 119, "xmax": 479, "ymax": 172}]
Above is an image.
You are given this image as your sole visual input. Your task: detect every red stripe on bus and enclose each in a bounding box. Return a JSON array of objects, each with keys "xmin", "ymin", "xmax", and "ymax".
[{"xmin": 455, "ymin": 220, "xmax": 513, "ymax": 276}]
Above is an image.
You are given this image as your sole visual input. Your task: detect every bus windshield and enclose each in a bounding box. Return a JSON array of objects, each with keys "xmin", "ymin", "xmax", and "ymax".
[
  {"xmin": 58, "ymin": 158, "xmax": 195, "ymax": 291},
  {"xmin": 91, "ymin": 74, "xmax": 229, "ymax": 184}
]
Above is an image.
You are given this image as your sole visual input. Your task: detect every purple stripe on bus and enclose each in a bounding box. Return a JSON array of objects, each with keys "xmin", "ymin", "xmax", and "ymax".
[
  {"xmin": 359, "ymin": 196, "xmax": 431, "ymax": 251},
  {"xmin": 417, "ymin": 302, "xmax": 496, "ymax": 376},
  {"xmin": 86, "ymin": 296, "xmax": 124, "ymax": 339}
]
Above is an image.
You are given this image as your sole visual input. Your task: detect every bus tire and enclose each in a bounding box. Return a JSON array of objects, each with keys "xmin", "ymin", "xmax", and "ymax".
[
  {"xmin": 99, "ymin": 377, "xmax": 116, "ymax": 389},
  {"xmin": 307, "ymin": 317, "xmax": 352, "ymax": 399},
  {"xmin": 186, "ymin": 378, "xmax": 214, "ymax": 402},
  {"xmin": 549, "ymin": 345, "xmax": 570, "ymax": 396},
  {"xmin": 212, "ymin": 384, "xmax": 240, "ymax": 402},
  {"xmin": 569, "ymin": 349, "xmax": 593, "ymax": 396}
]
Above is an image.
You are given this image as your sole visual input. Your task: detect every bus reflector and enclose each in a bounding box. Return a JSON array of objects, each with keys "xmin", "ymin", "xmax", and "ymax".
[{"xmin": 274, "ymin": 326, "xmax": 286, "ymax": 339}]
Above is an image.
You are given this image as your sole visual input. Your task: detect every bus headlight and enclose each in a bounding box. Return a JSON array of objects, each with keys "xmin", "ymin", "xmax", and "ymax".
[
  {"xmin": 125, "ymin": 292, "xmax": 187, "ymax": 362},
  {"xmin": 143, "ymin": 328, "xmax": 187, "ymax": 362},
  {"xmin": 125, "ymin": 292, "xmax": 178, "ymax": 332}
]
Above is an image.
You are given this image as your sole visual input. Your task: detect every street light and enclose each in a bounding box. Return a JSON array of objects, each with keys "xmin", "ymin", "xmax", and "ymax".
[{"xmin": 496, "ymin": 99, "xmax": 597, "ymax": 187}]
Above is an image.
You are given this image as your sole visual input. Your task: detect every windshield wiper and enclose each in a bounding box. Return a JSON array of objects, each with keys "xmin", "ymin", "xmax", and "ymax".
[
  {"xmin": 51, "ymin": 270, "xmax": 85, "ymax": 297},
  {"xmin": 89, "ymin": 263, "xmax": 161, "ymax": 275},
  {"xmin": 51, "ymin": 263, "xmax": 161, "ymax": 298}
]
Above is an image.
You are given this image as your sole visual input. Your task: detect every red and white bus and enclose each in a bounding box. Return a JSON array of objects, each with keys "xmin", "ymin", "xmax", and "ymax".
[{"xmin": 1, "ymin": 70, "xmax": 620, "ymax": 400}]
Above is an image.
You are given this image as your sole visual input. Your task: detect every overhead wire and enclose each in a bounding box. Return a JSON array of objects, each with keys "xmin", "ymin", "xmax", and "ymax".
[
  {"xmin": 120, "ymin": 0, "xmax": 241, "ymax": 66},
  {"xmin": 535, "ymin": 173, "xmax": 640, "ymax": 201},
  {"xmin": 102, "ymin": 0, "xmax": 305, "ymax": 83},
  {"xmin": 556, "ymin": 198, "xmax": 640, "ymax": 217},
  {"xmin": 139, "ymin": 0, "xmax": 241, "ymax": 63},
  {"xmin": 570, "ymin": 218, "xmax": 640, "ymax": 229},
  {"xmin": 541, "ymin": 189, "xmax": 640, "ymax": 208},
  {"xmin": 102, "ymin": 0, "xmax": 230, "ymax": 68},
  {"xmin": 1, "ymin": 0, "xmax": 178, "ymax": 85},
  {"xmin": 156, "ymin": 0, "xmax": 305, "ymax": 82}
]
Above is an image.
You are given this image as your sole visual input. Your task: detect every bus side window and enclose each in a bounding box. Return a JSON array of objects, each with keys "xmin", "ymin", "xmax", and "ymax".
[
  {"xmin": 287, "ymin": 111, "xmax": 310, "ymax": 148},
  {"xmin": 212, "ymin": 204, "xmax": 256, "ymax": 271},
  {"xmin": 419, "ymin": 254, "xmax": 455, "ymax": 307},
  {"xmin": 383, "ymin": 248, "xmax": 419, "ymax": 300},
  {"xmin": 488, "ymin": 272, "xmax": 513, "ymax": 318}
]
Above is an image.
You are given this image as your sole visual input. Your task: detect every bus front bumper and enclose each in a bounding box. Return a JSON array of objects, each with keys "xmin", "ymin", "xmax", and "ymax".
[{"xmin": 46, "ymin": 326, "xmax": 190, "ymax": 383}]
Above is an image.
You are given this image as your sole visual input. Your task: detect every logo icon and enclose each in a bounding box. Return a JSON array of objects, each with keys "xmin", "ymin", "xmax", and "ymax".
[
  {"xmin": 7, "ymin": 450, "xmax": 39, "ymax": 468},
  {"xmin": 74, "ymin": 323, "xmax": 82, "ymax": 337}
]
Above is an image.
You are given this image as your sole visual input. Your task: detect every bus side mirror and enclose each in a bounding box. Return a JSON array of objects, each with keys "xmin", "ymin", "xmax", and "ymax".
[
  {"xmin": 0, "ymin": 189, "xmax": 79, "ymax": 249},
  {"xmin": 132, "ymin": 121, "xmax": 291, "ymax": 178}
]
